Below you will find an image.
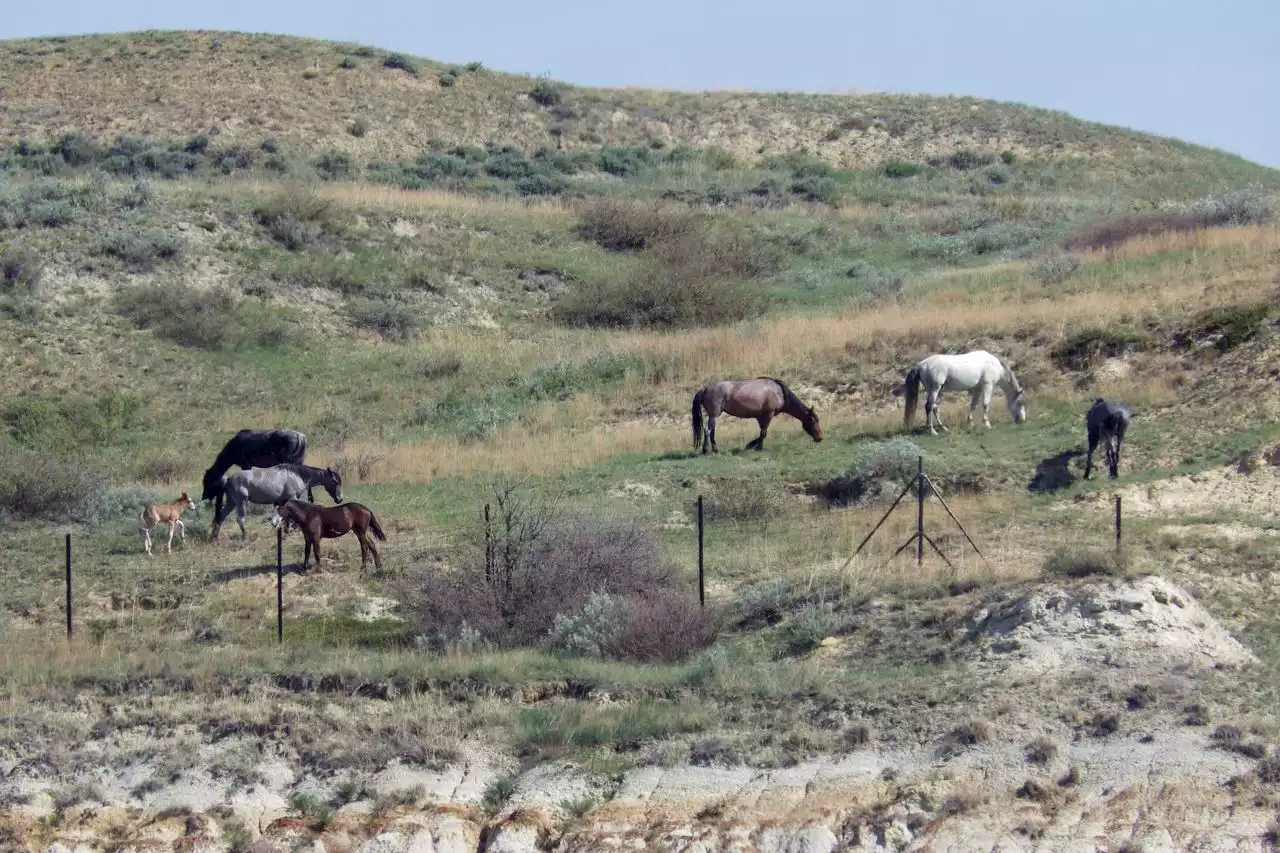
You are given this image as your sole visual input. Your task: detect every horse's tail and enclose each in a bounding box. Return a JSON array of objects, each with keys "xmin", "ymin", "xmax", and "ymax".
[
  {"xmin": 692, "ymin": 388, "xmax": 706, "ymax": 448},
  {"xmin": 368, "ymin": 512, "xmax": 387, "ymax": 542},
  {"xmin": 901, "ymin": 365, "xmax": 922, "ymax": 428}
]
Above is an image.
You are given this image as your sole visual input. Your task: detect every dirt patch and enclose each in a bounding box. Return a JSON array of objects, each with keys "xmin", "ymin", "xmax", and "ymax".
[{"xmin": 1081, "ymin": 459, "xmax": 1280, "ymax": 520}]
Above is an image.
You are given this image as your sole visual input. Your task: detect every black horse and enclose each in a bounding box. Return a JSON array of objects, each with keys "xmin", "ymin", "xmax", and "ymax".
[
  {"xmin": 1084, "ymin": 399, "xmax": 1131, "ymax": 480},
  {"xmin": 202, "ymin": 429, "xmax": 308, "ymax": 519}
]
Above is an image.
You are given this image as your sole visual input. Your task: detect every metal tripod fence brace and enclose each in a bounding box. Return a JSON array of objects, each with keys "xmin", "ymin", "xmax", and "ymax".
[{"xmin": 848, "ymin": 456, "xmax": 986, "ymax": 572}]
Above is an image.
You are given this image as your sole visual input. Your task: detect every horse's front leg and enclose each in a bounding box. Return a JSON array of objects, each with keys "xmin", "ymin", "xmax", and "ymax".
[
  {"xmin": 142, "ymin": 527, "xmax": 152, "ymax": 556},
  {"xmin": 748, "ymin": 414, "xmax": 772, "ymax": 451},
  {"xmin": 166, "ymin": 522, "xmax": 176, "ymax": 554},
  {"xmin": 177, "ymin": 519, "xmax": 186, "ymax": 541},
  {"xmin": 1084, "ymin": 433, "xmax": 1097, "ymax": 480}
]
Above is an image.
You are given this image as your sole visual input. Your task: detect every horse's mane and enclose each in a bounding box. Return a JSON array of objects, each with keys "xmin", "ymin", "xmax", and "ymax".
[
  {"xmin": 999, "ymin": 359, "xmax": 1024, "ymax": 393},
  {"xmin": 757, "ymin": 376, "xmax": 808, "ymax": 412}
]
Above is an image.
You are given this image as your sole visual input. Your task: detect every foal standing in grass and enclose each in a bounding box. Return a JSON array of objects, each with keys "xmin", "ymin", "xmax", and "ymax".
[{"xmin": 140, "ymin": 492, "xmax": 197, "ymax": 555}]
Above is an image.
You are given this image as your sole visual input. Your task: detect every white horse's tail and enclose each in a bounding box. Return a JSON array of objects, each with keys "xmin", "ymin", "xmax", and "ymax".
[{"xmin": 900, "ymin": 365, "xmax": 922, "ymax": 429}]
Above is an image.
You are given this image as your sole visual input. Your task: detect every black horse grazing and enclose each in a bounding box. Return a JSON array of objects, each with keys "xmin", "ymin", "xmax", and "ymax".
[
  {"xmin": 202, "ymin": 429, "xmax": 308, "ymax": 518},
  {"xmin": 1084, "ymin": 399, "xmax": 1131, "ymax": 480}
]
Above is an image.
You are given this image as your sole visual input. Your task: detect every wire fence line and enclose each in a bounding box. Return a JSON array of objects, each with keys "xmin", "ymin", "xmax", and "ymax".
[{"xmin": 0, "ymin": 460, "xmax": 1127, "ymax": 651}]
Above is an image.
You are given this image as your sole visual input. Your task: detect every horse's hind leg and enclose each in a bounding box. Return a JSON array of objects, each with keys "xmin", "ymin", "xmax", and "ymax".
[
  {"xmin": 708, "ymin": 415, "xmax": 719, "ymax": 454},
  {"xmin": 236, "ymin": 502, "xmax": 248, "ymax": 539},
  {"xmin": 747, "ymin": 414, "xmax": 772, "ymax": 451},
  {"xmin": 166, "ymin": 521, "xmax": 176, "ymax": 554},
  {"xmin": 981, "ymin": 383, "xmax": 994, "ymax": 429},
  {"xmin": 926, "ymin": 389, "xmax": 947, "ymax": 435},
  {"xmin": 966, "ymin": 388, "xmax": 982, "ymax": 427}
]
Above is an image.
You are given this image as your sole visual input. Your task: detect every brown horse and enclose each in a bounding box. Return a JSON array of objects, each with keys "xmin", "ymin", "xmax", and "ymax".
[
  {"xmin": 691, "ymin": 377, "xmax": 822, "ymax": 454},
  {"xmin": 272, "ymin": 499, "xmax": 386, "ymax": 572}
]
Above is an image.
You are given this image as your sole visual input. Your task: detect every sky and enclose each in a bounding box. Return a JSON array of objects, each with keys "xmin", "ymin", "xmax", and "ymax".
[{"xmin": 4, "ymin": 0, "xmax": 1278, "ymax": 168}]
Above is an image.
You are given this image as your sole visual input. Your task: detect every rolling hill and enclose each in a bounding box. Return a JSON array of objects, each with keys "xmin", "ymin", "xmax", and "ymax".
[{"xmin": 2, "ymin": 30, "xmax": 1280, "ymax": 853}]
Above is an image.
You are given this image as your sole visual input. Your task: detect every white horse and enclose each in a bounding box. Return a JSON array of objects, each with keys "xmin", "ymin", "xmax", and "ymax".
[{"xmin": 893, "ymin": 350, "xmax": 1027, "ymax": 435}]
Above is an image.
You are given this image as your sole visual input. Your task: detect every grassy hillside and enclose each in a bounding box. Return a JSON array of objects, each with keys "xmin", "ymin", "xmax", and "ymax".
[{"xmin": 3, "ymin": 29, "xmax": 1280, "ymax": 848}]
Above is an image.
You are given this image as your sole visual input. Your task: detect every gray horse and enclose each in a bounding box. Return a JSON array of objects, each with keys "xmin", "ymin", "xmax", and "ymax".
[
  {"xmin": 1084, "ymin": 398, "xmax": 1131, "ymax": 480},
  {"xmin": 211, "ymin": 464, "xmax": 342, "ymax": 539},
  {"xmin": 692, "ymin": 377, "xmax": 822, "ymax": 454}
]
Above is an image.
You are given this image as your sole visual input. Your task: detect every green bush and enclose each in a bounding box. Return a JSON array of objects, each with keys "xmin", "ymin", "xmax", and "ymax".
[
  {"xmin": 1051, "ymin": 327, "xmax": 1151, "ymax": 370},
  {"xmin": 314, "ymin": 150, "xmax": 352, "ymax": 180},
  {"xmin": 408, "ymin": 390, "xmax": 515, "ymax": 441},
  {"xmin": 1, "ymin": 246, "xmax": 44, "ymax": 298},
  {"xmin": 1043, "ymin": 548, "xmax": 1129, "ymax": 579},
  {"xmin": 254, "ymin": 185, "xmax": 333, "ymax": 250},
  {"xmin": 548, "ymin": 592, "xmax": 625, "ymax": 658},
  {"xmin": 3, "ymin": 390, "xmax": 142, "ymax": 453},
  {"xmin": 1029, "ymin": 250, "xmax": 1082, "ymax": 285},
  {"xmin": 822, "ymin": 438, "xmax": 923, "ymax": 506},
  {"xmin": 382, "ymin": 53, "xmax": 419, "ymax": 74},
  {"xmin": 114, "ymin": 284, "xmax": 299, "ymax": 351},
  {"xmin": 1185, "ymin": 301, "xmax": 1273, "ymax": 353},
  {"xmin": 79, "ymin": 484, "xmax": 162, "ymax": 528},
  {"xmin": 518, "ymin": 352, "xmax": 642, "ymax": 401},
  {"xmin": 702, "ymin": 478, "xmax": 790, "ymax": 523},
  {"xmin": 528, "ymin": 79, "xmax": 564, "ymax": 107},
  {"xmin": 0, "ymin": 446, "xmax": 106, "ymax": 522},
  {"xmin": 100, "ymin": 229, "xmax": 184, "ymax": 270},
  {"xmin": 345, "ymin": 295, "xmax": 422, "ymax": 341},
  {"xmin": 884, "ymin": 159, "xmax": 923, "ymax": 179},
  {"xmin": 349, "ymin": 116, "xmax": 371, "ymax": 138}
]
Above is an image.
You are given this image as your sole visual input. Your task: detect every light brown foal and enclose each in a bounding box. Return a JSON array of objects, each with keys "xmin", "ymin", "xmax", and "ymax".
[{"xmin": 140, "ymin": 492, "xmax": 197, "ymax": 555}]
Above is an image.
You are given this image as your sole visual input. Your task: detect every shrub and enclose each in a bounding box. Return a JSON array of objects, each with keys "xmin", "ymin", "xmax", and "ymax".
[
  {"xmin": 254, "ymin": 185, "xmax": 333, "ymax": 250},
  {"xmin": 731, "ymin": 579, "xmax": 801, "ymax": 630},
  {"xmin": 1043, "ymin": 548, "xmax": 1129, "ymax": 579},
  {"xmin": 408, "ymin": 390, "xmax": 515, "ymax": 442},
  {"xmin": 1066, "ymin": 210, "xmax": 1202, "ymax": 252},
  {"xmin": 784, "ymin": 603, "xmax": 845, "ymax": 655},
  {"xmin": 516, "ymin": 173, "xmax": 566, "ymax": 196},
  {"xmin": 556, "ymin": 209, "xmax": 779, "ymax": 329},
  {"xmin": 1050, "ymin": 326, "xmax": 1151, "ymax": 370},
  {"xmin": 884, "ymin": 159, "xmax": 923, "ymax": 179},
  {"xmin": 314, "ymin": 150, "xmax": 352, "ymax": 179},
  {"xmin": 4, "ymin": 390, "xmax": 141, "ymax": 453},
  {"xmin": 0, "ymin": 246, "xmax": 44, "ymax": 298},
  {"xmin": 1183, "ymin": 301, "xmax": 1272, "ymax": 353},
  {"xmin": 821, "ymin": 438, "xmax": 923, "ymax": 506},
  {"xmin": 609, "ymin": 590, "xmax": 720, "ymax": 663},
  {"xmin": 349, "ymin": 117, "xmax": 371, "ymax": 138},
  {"xmin": 79, "ymin": 484, "xmax": 162, "ymax": 528},
  {"xmin": 946, "ymin": 149, "xmax": 993, "ymax": 171},
  {"xmin": 52, "ymin": 133, "xmax": 101, "ymax": 167},
  {"xmin": 382, "ymin": 53, "xmax": 419, "ymax": 74},
  {"xmin": 119, "ymin": 179, "xmax": 154, "ymax": 210},
  {"xmin": 548, "ymin": 592, "xmax": 625, "ymax": 658},
  {"xmin": 578, "ymin": 199, "xmax": 698, "ymax": 252},
  {"xmin": 100, "ymin": 229, "xmax": 184, "ymax": 270},
  {"xmin": 29, "ymin": 200, "xmax": 79, "ymax": 227},
  {"xmin": 405, "ymin": 483, "xmax": 679, "ymax": 649},
  {"xmin": 437, "ymin": 72, "xmax": 457, "ymax": 88},
  {"xmin": 790, "ymin": 176, "xmax": 840, "ymax": 205},
  {"xmin": 518, "ymin": 352, "xmax": 642, "ymax": 401},
  {"xmin": 596, "ymin": 146, "xmax": 655, "ymax": 177},
  {"xmin": 528, "ymin": 79, "xmax": 564, "ymax": 107},
  {"xmin": 1030, "ymin": 250, "xmax": 1081, "ymax": 285},
  {"xmin": 1000, "ymin": 150, "xmax": 1017, "ymax": 165},
  {"xmin": 702, "ymin": 478, "xmax": 790, "ymax": 523},
  {"xmin": 338, "ymin": 56, "xmax": 359, "ymax": 70},
  {"xmin": 1025, "ymin": 736, "xmax": 1058, "ymax": 765},
  {"xmin": 345, "ymin": 295, "xmax": 422, "ymax": 342},
  {"xmin": 115, "ymin": 285, "xmax": 299, "ymax": 351},
  {"xmin": 0, "ymin": 446, "xmax": 107, "ymax": 522}
]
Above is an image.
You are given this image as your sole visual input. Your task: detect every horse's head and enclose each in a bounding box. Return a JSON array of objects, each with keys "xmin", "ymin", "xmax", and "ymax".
[
  {"xmin": 178, "ymin": 492, "xmax": 195, "ymax": 510},
  {"xmin": 200, "ymin": 468, "xmax": 223, "ymax": 502},
  {"xmin": 1008, "ymin": 389, "xmax": 1028, "ymax": 424},
  {"xmin": 802, "ymin": 407, "xmax": 823, "ymax": 442},
  {"xmin": 270, "ymin": 497, "xmax": 295, "ymax": 528},
  {"xmin": 324, "ymin": 467, "xmax": 343, "ymax": 503}
]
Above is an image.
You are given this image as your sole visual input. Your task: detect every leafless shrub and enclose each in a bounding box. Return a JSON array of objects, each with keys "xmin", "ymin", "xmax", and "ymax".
[
  {"xmin": 608, "ymin": 590, "xmax": 720, "ymax": 663},
  {"xmin": 578, "ymin": 199, "xmax": 700, "ymax": 252},
  {"xmin": 405, "ymin": 481, "xmax": 678, "ymax": 649}
]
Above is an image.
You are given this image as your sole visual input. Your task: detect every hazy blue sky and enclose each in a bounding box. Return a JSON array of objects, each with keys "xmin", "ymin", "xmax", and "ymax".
[{"xmin": 4, "ymin": 0, "xmax": 1278, "ymax": 167}]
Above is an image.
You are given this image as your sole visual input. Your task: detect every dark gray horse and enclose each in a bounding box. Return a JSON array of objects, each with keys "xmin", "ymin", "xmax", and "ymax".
[
  {"xmin": 1084, "ymin": 398, "xmax": 1131, "ymax": 480},
  {"xmin": 211, "ymin": 463, "xmax": 342, "ymax": 540},
  {"xmin": 202, "ymin": 429, "xmax": 308, "ymax": 517}
]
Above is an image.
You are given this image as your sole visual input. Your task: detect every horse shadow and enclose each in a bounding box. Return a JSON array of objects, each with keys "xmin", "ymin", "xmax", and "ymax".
[
  {"xmin": 1028, "ymin": 448, "xmax": 1084, "ymax": 494},
  {"xmin": 209, "ymin": 562, "xmax": 310, "ymax": 586}
]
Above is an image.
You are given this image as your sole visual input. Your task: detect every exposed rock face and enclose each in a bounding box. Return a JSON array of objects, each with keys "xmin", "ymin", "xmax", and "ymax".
[
  {"xmin": 3, "ymin": 578, "xmax": 1273, "ymax": 852},
  {"xmin": 965, "ymin": 574, "xmax": 1257, "ymax": 676}
]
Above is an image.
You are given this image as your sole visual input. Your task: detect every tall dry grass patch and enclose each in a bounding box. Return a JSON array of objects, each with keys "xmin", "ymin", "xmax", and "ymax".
[{"xmin": 1083, "ymin": 223, "xmax": 1280, "ymax": 262}]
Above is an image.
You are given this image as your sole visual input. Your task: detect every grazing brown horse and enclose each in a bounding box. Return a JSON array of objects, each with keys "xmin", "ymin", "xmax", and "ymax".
[
  {"xmin": 272, "ymin": 499, "xmax": 386, "ymax": 572},
  {"xmin": 691, "ymin": 377, "xmax": 822, "ymax": 454},
  {"xmin": 140, "ymin": 492, "xmax": 197, "ymax": 555}
]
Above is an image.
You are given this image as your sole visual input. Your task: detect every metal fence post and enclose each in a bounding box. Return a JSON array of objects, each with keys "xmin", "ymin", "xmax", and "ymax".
[
  {"xmin": 697, "ymin": 495, "xmax": 705, "ymax": 608},
  {"xmin": 916, "ymin": 456, "xmax": 925, "ymax": 567},
  {"xmin": 1115, "ymin": 495, "xmax": 1122, "ymax": 551},
  {"xmin": 276, "ymin": 526, "xmax": 284, "ymax": 645},
  {"xmin": 65, "ymin": 533, "xmax": 72, "ymax": 640}
]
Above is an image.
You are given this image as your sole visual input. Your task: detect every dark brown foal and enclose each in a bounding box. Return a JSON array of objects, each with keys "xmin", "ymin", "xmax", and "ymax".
[{"xmin": 272, "ymin": 499, "xmax": 386, "ymax": 572}]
